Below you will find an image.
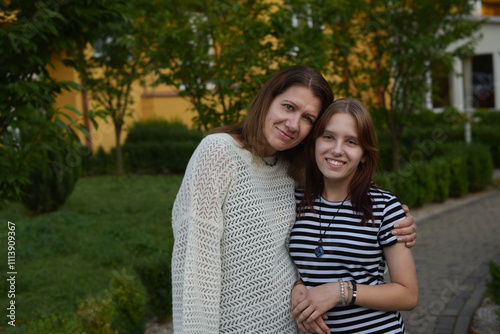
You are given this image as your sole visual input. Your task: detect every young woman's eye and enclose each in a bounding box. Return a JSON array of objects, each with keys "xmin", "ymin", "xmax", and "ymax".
[{"xmin": 347, "ymin": 139, "xmax": 357, "ymax": 145}]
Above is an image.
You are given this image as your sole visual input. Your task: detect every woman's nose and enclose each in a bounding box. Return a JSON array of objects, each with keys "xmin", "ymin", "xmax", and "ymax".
[
  {"xmin": 285, "ymin": 114, "xmax": 300, "ymax": 132},
  {"xmin": 331, "ymin": 142, "xmax": 344, "ymax": 156}
]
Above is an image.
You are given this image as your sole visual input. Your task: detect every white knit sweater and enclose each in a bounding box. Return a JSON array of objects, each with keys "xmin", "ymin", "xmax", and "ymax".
[{"xmin": 172, "ymin": 133, "xmax": 299, "ymax": 333}]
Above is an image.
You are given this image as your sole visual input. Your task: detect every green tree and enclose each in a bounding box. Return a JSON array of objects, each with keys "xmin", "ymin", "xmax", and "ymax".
[
  {"xmin": 147, "ymin": 0, "xmax": 285, "ymax": 131},
  {"xmin": 347, "ymin": 0, "xmax": 481, "ymax": 171},
  {"xmin": 0, "ymin": 0, "xmax": 99, "ymax": 203},
  {"xmin": 64, "ymin": 1, "xmax": 149, "ymax": 176}
]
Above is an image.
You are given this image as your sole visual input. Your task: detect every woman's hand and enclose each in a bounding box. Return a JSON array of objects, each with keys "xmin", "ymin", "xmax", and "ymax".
[
  {"xmin": 291, "ymin": 283, "xmax": 331, "ymax": 334},
  {"xmin": 392, "ymin": 204, "xmax": 417, "ymax": 248},
  {"xmin": 291, "ymin": 283, "xmax": 339, "ymax": 333}
]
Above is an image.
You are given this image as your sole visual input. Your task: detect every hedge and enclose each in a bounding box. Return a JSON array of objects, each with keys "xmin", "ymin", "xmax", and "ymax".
[{"xmin": 375, "ymin": 143, "xmax": 493, "ymax": 207}]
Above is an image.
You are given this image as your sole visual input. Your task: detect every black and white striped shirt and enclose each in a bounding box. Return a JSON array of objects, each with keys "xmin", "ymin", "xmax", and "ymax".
[{"xmin": 289, "ymin": 186, "xmax": 407, "ymax": 333}]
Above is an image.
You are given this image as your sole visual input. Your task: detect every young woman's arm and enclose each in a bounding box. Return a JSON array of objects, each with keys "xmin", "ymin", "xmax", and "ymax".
[
  {"xmin": 354, "ymin": 243, "xmax": 418, "ymax": 310},
  {"xmin": 291, "ymin": 243, "xmax": 418, "ymax": 323}
]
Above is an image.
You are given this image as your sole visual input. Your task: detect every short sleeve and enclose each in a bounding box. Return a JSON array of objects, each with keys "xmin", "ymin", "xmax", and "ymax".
[{"xmin": 378, "ymin": 195, "xmax": 406, "ymax": 248}]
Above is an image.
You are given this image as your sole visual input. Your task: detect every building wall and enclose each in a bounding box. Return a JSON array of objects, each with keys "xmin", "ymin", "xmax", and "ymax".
[
  {"xmin": 448, "ymin": 17, "xmax": 500, "ymax": 111},
  {"xmin": 50, "ymin": 54, "xmax": 196, "ymax": 152}
]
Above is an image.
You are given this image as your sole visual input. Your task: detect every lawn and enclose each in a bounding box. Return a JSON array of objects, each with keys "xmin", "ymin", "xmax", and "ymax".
[{"xmin": 0, "ymin": 174, "xmax": 183, "ymax": 332}]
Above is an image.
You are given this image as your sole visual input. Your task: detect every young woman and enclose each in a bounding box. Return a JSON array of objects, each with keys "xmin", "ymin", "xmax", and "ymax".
[
  {"xmin": 290, "ymin": 98, "xmax": 418, "ymax": 334},
  {"xmin": 172, "ymin": 68, "xmax": 417, "ymax": 333}
]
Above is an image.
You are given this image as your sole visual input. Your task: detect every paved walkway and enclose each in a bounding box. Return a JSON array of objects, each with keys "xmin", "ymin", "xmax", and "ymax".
[{"xmin": 401, "ymin": 186, "xmax": 500, "ymax": 334}]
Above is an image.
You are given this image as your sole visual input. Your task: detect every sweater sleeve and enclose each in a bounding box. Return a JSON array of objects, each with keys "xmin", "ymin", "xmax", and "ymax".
[{"xmin": 171, "ymin": 135, "xmax": 235, "ymax": 333}]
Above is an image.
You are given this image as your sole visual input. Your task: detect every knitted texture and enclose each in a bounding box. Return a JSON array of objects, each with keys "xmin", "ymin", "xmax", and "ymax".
[{"xmin": 172, "ymin": 133, "xmax": 299, "ymax": 333}]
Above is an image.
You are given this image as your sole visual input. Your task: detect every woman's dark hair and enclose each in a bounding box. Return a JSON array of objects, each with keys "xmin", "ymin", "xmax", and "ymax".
[
  {"xmin": 210, "ymin": 65, "xmax": 334, "ymax": 161},
  {"xmin": 299, "ymin": 98, "xmax": 379, "ymax": 225}
]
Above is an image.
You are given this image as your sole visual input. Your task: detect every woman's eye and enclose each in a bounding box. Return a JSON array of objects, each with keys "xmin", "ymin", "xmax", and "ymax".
[
  {"xmin": 284, "ymin": 104, "xmax": 293, "ymax": 111},
  {"xmin": 303, "ymin": 115, "xmax": 313, "ymax": 123}
]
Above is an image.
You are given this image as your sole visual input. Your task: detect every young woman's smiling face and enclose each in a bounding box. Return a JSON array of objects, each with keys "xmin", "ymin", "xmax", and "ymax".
[
  {"xmin": 315, "ymin": 112, "xmax": 365, "ymax": 192},
  {"xmin": 263, "ymin": 85, "xmax": 321, "ymax": 156}
]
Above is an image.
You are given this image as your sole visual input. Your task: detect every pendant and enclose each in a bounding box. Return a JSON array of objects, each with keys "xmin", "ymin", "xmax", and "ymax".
[{"xmin": 314, "ymin": 245, "xmax": 324, "ymax": 258}]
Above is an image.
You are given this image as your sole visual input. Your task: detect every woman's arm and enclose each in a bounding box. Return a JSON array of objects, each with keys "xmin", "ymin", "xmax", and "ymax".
[
  {"xmin": 171, "ymin": 136, "xmax": 234, "ymax": 333},
  {"xmin": 392, "ymin": 204, "xmax": 417, "ymax": 248}
]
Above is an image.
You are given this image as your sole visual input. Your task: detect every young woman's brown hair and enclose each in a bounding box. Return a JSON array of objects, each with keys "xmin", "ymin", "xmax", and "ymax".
[{"xmin": 300, "ymin": 98, "xmax": 380, "ymax": 225}]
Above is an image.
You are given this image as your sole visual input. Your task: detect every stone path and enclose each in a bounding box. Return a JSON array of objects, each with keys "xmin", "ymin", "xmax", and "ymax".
[{"xmin": 401, "ymin": 187, "xmax": 500, "ymax": 334}]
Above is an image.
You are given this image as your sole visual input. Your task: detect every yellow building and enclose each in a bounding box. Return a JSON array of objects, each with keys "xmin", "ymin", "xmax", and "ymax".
[
  {"xmin": 49, "ymin": 53, "xmax": 196, "ymax": 152},
  {"xmin": 50, "ymin": 0, "xmax": 500, "ymax": 152}
]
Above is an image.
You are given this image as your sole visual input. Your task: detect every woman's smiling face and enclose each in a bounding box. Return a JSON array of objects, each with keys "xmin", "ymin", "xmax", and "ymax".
[
  {"xmin": 315, "ymin": 112, "xmax": 365, "ymax": 190},
  {"xmin": 262, "ymin": 85, "xmax": 321, "ymax": 156}
]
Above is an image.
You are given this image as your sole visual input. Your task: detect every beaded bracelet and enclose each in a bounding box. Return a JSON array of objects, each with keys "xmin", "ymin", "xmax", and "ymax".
[{"xmin": 339, "ymin": 278, "xmax": 346, "ymax": 305}]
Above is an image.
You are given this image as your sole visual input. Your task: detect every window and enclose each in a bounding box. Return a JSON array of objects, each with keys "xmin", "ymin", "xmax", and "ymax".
[
  {"xmin": 430, "ymin": 60, "xmax": 451, "ymax": 108},
  {"xmin": 472, "ymin": 54, "xmax": 495, "ymax": 108}
]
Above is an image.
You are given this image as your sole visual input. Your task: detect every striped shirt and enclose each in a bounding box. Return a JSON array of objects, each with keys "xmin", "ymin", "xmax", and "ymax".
[{"xmin": 289, "ymin": 186, "xmax": 407, "ymax": 333}]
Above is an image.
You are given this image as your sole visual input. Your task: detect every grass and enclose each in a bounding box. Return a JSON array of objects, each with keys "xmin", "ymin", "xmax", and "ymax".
[{"xmin": 0, "ymin": 174, "xmax": 183, "ymax": 332}]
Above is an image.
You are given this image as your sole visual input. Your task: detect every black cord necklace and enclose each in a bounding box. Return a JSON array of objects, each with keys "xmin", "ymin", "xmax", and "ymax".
[
  {"xmin": 262, "ymin": 155, "xmax": 277, "ymax": 167},
  {"xmin": 315, "ymin": 194, "xmax": 349, "ymax": 258}
]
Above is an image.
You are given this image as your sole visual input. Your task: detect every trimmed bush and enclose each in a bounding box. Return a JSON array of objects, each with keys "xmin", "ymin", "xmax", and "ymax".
[
  {"xmin": 20, "ymin": 139, "xmax": 82, "ymax": 213},
  {"xmin": 82, "ymin": 146, "xmax": 117, "ymax": 176},
  {"xmin": 375, "ymin": 142, "xmax": 493, "ymax": 207},
  {"xmin": 429, "ymin": 158, "xmax": 451, "ymax": 203},
  {"xmin": 134, "ymin": 250, "xmax": 173, "ymax": 322},
  {"xmin": 123, "ymin": 119, "xmax": 203, "ymax": 174},
  {"xmin": 486, "ymin": 260, "xmax": 500, "ymax": 305},
  {"xmin": 78, "ymin": 293, "xmax": 115, "ymax": 334},
  {"xmin": 109, "ymin": 269, "xmax": 147, "ymax": 334},
  {"xmin": 125, "ymin": 119, "xmax": 203, "ymax": 143},
  {"xmin": 447, "ymin": 154, "xmax": 469, "ymax": 198},
  {"xmin": 472, "ymin": 126, "xmax": 500, "ymax": 168},
  {"xmin": 464, "ymin": 144, "xmax": 494, "ymax": 192}
]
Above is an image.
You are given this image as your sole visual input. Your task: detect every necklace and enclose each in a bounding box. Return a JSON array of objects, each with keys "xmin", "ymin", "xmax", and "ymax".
[
  {"xmin": 262, "ymin": 155, "xmax": 277, "ymax": 167},
  {"xmin": 315, "ymin": 194, "xmax": 349, "ymax": 258}
]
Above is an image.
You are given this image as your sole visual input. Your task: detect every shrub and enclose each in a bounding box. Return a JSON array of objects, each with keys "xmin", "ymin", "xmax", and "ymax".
[
  {"xmin": 78, "ymin": 293, "xmax": 116, "ymax": 334},
  {"xmin": 20, "ymin": 138, "xmax": 82, "ymax": 213},
  {"xmin": 82, "ymin": 146, "xmax": 117, "ymax": 176},
  {"xmin": 134, "ymin": 250, "xmax": 173, "ymax": 322},
  {"xmin": 465, "ymin": 144, "xmax": 494, "ymax": 192},
  {"xmin": 374, "ymin": 142, "xmax": 493, "ymax": 206},
  {"xmin": 429, "ymin": 158, "xmax": 451, "ymax": 203},
  {"xmin": 486, "ymin": 260, "xmax": 500, "ymax": 305},
  {"xmin": 27, "ymin": 313, "xmax": 84, "ymax": 334},
  {"xmin": 472, "ymin": 126, "xmax": 500, "ymax": 168},
  {"xmin": 77, "ymin": 269, "xmax": 147, "ymax": 334},
  {"xmin": 109, "ymin": 269, "xmax": 147, "ymax": 334},
  {"xmin": 375, "ymin": 165, "xmax": 421, "ymax": 207},
  {"xmin": 123, "ymin": 119, "xmax": 203, "ymax": 174},
  {"xmin": 447, "ymin": 154, "xmax": 469, "ymax": 197},
  {"xmin": 125, "ymin": 118, "xmax": 203, "ymax": 143}
]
